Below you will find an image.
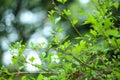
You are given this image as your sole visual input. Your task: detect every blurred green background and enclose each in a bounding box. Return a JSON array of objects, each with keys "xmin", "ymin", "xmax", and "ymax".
[{"xmin": 0, "ymin": 0, "xmax": 95, "ymax": 70}]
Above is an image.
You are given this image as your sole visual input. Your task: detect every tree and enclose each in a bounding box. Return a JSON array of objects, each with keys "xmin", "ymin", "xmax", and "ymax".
[{"xmin": 0, "ymin": 0, "xmax": 120, "ymax": 80}]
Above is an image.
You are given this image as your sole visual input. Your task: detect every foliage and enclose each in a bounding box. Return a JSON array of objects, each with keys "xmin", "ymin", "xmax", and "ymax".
[{"xmin": 0, "ymin": 0, "xmax": 120, "ymax": 80}]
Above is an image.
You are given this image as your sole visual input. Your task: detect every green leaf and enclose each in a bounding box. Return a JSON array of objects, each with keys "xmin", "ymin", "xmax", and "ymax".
[
  {"xmin": 30, "ymin": 77, "xmax": 36, "ymax": 80},
  {"xmin": 113, "ymin": 71, "xmax": 120, "ymax": 78},
  {"xmin": 55, "ymin": 16, "xmax": 61, "ymax": 24},
  {"xmin": 12, "ymin": 56, "xmax": 18, "ymax": 64},
  {"xmin": 19, "ymin": 66, "xmax": 25, "ymax": 70},
  {"xmin": 106, "ymin": 29, "xmax": 119, "ymax": 36},
  {"xmin": 85, "ymin": 34, "xmax": 92, "ymax": 41},
  {"xmin": 117, "ymin": 39, "xmax": 120, "ymax": 45},
  {"xmin": 80, "ymin": 40, "xmax": 86, "ymax": 49},
  {"xmin": 63, "ymin": 9, "xmax": 71, "ymax": 16},
  {"xmin": 57, "ymin": 0, "xmax": 62, "ymax": 3},
  {"xmin": 113, "ymin": 1, "xmax": 119, "ymax": 9},
  {"xmin": 29, "ymin": 56, "xmax": 35, "ymax": 62},
  {"xmin": 59, "ymin": 45, "xmax": 65, "ymax": 50},
  {"xmin": 92, "ymin": 0, "xmax": 98, "ymax": 2},
  {"xmin": 90, "ymin": 29, "xmax": 97, "ymax": 36},
  {"xmin": 66, "ymin": 55, "xmax": 72, "ymax": 61},
  {"xmin": 72, "ymin": 19, "xmax": 78, "ymax": 25},
  {"xmin": 59, "ymin": 41, "xmax": 71, "ymax": 50},
  {"xmin": 41, "ymin": 52, "xmax": 46, "ymax": 58},
  {"xmin": 64, "ymin": 41, "xmax": 71, "ymax": 48},
  {"xmin": 30, "ymin": 42, "xmax": 35, "ymax": 47},
  {"xmin": 21, "ymin": 76, "xmax": 27, "ymax": 80},
  {"xmin": 1, "ymin": 66, "xmax": 9, "ymax": 74},
  {"xmin": 103, "ymin": 17, "xmax": 114, "ymax": 29},
  {"xmin": 58, "ymin": 28, "xmax": 63, "ymax": 32},
  {"xmin": 48, "ymin": 14, "xmax": 55, "ymax": 23},
  {"xmin": 57, "ymin": 0, "xmax": 67, "ymax": 4},
  {"xmin": 84, "ymin": 15, "xmax": 96, "ymax": 24},
  {"xmin": 75, "ymin": 37, "xmax": 82, "ymax": 40},
  {"xmin": 49, "ymin": 10, "xmax": 55, "ymax": 15},
  {"xmin": 53, "ymin": 38, "xmax": 59, "ymax": 43}
]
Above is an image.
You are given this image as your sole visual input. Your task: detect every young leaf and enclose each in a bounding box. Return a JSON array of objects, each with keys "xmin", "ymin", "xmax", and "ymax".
[
  {"xmin": 113, "ymin": 1, "xmax": 119, "ymax": 9},
  {"xmin": 106, "ymin": 29, "xmax": 119, "ymax": 36},
  {"xmin": 29, "ymin": 56, "xmax": 35, "ymax": 62},
  {"xmin": 75, "ymin": 37, "xmax": 82, "ymax": 40},
  {"xmin": 63, "ymin": 9, "xmax": 71, "ymax": 16},
  {"xmin": 58, "ymin": 28, "xmax": 63, "ymax": 32},
  {"xmin": 49, "ymin": 10, "xmax": 55, "ymax": 15},
  {"xmin": 21, "ymin": 76, "xmax": 27, "ymax": 80},
  {"xmin": 90, "ymin": 29, "xmax": 97, "ymax": 36},
  {"xmin": 48, "ymin": 14, "xmax": 55, "ymax": 23},
  {"xmin": 40, "ymin": 52, "xmax": 46, "ymax": 58},
  {"xmin": 55, "ymin": 16, "xmax": 61, "ymax": 24},
  {"xmin": 57, "ymin": 0, "xmax": 62, "ymax": 3},
  {"xmin": 72, "ymin": 19, "xmax": 78, "ymax": 25},
  {"xmin": 57, "ymin": 0, "xmax": 67, "ymax": 4},
  {"xmin": 37, "ymin": 74, "xmax": 44, "ymax": 80},
  {"xmin": 113, "ymin": 71, "xmax": 120, "ymax": 78},
  {"xmin": 84, "ymin": 15, "xmax": 96, "ymax": 24}
]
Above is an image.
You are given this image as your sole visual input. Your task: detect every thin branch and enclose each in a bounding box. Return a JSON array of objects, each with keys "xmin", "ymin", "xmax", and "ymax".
[
  {"xmin": 61, "ymin": 15, "xmax": 82, "ymax": 36},
  {"xmin": 72, "ymin": 55, "xmax": 101, "ymax": 71},
  {"xmin": 0, "ymin": 70, "xmax": 60, "ymax": 76},
  {"xmin": 59, "ymin": 50, "xmax": 100, "ymax": 71},
  {"xmin": 15, "ymin": 71, "xmax": 60, "ymax": 75},
  {"xmin": 51, "ymin": 0, "xmax": 82, "ymax": 36}
]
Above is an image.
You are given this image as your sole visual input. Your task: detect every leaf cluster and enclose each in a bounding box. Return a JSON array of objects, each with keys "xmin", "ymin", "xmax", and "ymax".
[{"xmin": 1, "ymin": 0, "xmax": 120, "ymax": 80}]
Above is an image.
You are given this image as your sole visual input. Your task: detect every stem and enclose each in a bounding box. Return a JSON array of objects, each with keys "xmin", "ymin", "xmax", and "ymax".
[
  {"xmin": 15, "ymin": 71, "xmax": 60, "ymax": 75},
  {"xmin": 59, "ymin": 50, "xmax": 100, "ymax": 71},
  {"xmin": 51, "ymin": 0, "xmax": 82, "ymax": 36},
  {"xmin": 0, "ymin": 70, "xmax": 60, "ymax": 76},
  {"xmin": 59, "ymin": 49, "xmax": 114, "ymax": 75},
  {"xmin": 61, "ymin": 15, "xmax": 82, "ymax": 36}
]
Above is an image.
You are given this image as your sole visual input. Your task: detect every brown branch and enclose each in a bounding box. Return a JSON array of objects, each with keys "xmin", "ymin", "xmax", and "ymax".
[
  {"xmin": 15, "ymin": 71, "xmax": 60, "ymax": 75},
  {"xmin": 0, "ymin": 70, "xmax": 60, "ymax": 77}
]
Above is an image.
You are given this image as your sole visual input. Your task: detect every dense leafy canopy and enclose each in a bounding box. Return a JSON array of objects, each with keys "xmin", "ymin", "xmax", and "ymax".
[{"xmin": 0, "ymin": 0, "xmax": 120, "ymax": 80}]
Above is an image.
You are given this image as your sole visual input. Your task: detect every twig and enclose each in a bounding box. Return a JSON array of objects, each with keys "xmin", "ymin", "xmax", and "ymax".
[
  {"xmin": 51, "ymin": 0, "xmax": 82, "ymax": 36},
  {"xmin": 15, "ymin": 71, "xmax": 60, "ymax": 75},
  {"xmin": 59, "ymin": 50, "xmax": 101, "ymax": 71},
  {"xmin": 61, "ymin": 15, "xmax": 82, "ymax": 36}
]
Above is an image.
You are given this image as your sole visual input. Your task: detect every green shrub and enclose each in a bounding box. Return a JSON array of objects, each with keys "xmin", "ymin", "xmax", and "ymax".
[{"xmin": 1, "ymin": 0, "xmax": 120, "ymax": 80}]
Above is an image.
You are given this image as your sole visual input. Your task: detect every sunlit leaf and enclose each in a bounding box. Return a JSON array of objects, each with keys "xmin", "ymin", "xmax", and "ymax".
[
  {"xmin": 55, "ymin": 16, "xmax": 61, "ymax": 24},
  {"xmin": 106, "ymin": 29, "xmax": 119, "ymax": 36},
  {"xmin": 21, "ymin": 76, "xmax": 27, "ymax": 80},
  {"xmin": 63, "ymin": 9, "xmax": 71, "ymax": 16},
  {"xmin": 48, "ymin": 14, "xmax": 55, "ymax": 23},
  {"xmin": 113, "ymin": 71, "xmax": 120, "ymax": 78},
  {"xmin": 84, "ymin": 15, "xmax": 96, "ymax": 24},
  {"xmin": 37, "ymin": 74, "xmax": 44, "ymax": 80},
  {"xmin": 29, "ymin": 56, "xmax": 35, "ymax": 62},
  {"xmin": 113, "ymin": 1, "xmax": 119, "ymax": 9},
  {"xmin": 49, "ymin": 10, "xmax": 55, "ymax": 15},
  {"xmin": 90, "ymin": 29, "xmax": 97, "ymax": 36},
  {"xmin": 58, "ymin": 28, "xmax": 63, "ymax": 32},
  {"xmin": 40, "ymin": 52, "xmax": 46, "ymax": 58},
  {"xmin": 57, "ymin": 0, "xmax": 67, "ymax": 4},
  {"xmin": 72, "ymin": 19, "xmax": 78, "ymax": 25}
]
